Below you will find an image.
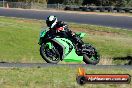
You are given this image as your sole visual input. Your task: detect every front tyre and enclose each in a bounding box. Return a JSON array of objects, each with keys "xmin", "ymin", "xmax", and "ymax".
[
  {"xmin": 40, "ymin": 42, "xmax": 60, "ymax": 64},
  {"xmin": 83, "ymin": 45, "xmax": 100, "ymax": 65}
]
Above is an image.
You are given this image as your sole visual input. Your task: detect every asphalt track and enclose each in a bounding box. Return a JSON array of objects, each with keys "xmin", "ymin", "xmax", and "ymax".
[
  {"xmin": 0, "ymin": 8, "xmax": 132, "ymax": 29},
  {"xmin": 0, "ymin": 63, "xmax": 132, "ymax": 69}
]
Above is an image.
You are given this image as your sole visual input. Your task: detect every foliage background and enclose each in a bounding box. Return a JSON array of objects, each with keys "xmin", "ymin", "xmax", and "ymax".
[{"xmin": 5, "ymin": 0, "xmax": 132, "ymax": 7}]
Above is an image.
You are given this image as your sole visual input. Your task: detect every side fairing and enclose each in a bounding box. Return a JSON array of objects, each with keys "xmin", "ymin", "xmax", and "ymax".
[
  {"xmin": 38, "ymin": 28, "xmax": 49, "ymax": 45},
  {"xmin": 53, "ymin": 38, "xmax": 83, "ymax": 62}
]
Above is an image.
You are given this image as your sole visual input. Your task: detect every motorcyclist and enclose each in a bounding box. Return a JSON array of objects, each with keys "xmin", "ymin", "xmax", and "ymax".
[{"xmin": 45, "ymin": 15, "xmax": 84, "ymax": 49}]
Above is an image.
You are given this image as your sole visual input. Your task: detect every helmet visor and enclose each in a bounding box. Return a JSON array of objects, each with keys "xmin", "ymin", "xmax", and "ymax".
[{"xmin": 46, "ymin": 20, "xmax": 53, "ymax": 27}]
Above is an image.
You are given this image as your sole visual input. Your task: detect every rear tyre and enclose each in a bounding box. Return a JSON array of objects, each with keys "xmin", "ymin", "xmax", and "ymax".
[
  {"xmin": 40, "ymin": 42, "xmax": 60, "ymax": 64},
  {"xmin": 83, "ymin": 45, "xmax": 100, "ymax": 65}
]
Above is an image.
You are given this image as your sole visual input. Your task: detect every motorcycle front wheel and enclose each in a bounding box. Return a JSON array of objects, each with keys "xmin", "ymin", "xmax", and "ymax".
[{"xmin": 40, "ymin": 42, "xmax": 60, "ymax": 64}]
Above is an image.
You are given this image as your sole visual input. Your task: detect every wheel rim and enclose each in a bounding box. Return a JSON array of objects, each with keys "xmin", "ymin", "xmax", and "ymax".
[
  {"xmin": 89, "ymin": 54, "xmax": 100, "ymax": 61},
  {"xmin": 85, "ymin": 45, "xmax": 100, "ymax": 62},
  {"xmin": 86, "ymin": 48, "xmax": 100, "ymax": 61},
  {"xmin": 43, "ymin": 44, "xmax": 60, "ymax": 62}
]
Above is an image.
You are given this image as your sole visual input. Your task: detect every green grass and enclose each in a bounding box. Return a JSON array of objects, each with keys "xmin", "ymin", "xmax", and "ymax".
[
  {"xmin": 0, "ymin": 67, "xmax": 131, "ymax": 88},
  {"xmin": 0, "ymin": 17, "xmax": 44, "ymax": 63},
  {"xmin": 0, "ymin": 16, "xmax": 132, "ymax": 64}
]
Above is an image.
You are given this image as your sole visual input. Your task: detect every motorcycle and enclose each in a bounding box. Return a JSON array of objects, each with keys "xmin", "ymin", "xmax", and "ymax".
[{"xmin": 38, "ymin": 28, "xmax": 100, "ymax": 65}]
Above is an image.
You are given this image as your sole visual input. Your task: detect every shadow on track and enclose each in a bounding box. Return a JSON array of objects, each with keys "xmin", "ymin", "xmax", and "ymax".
[{"xmin": 112, "ymin": 56, "xmax": 132, "ymax": 65}]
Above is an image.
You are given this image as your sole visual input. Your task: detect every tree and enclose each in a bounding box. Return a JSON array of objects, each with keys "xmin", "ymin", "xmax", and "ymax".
[
  {"xmin": 127, "ymin": 0, "xmax": 132, "ymax": 7},
  {"xmin": 63, "ymin": 0, "xmax": 83, "ymax": 5},
  {"xmin": 115, "ymin": 0, "xmax": 127, "ymax": 7}
]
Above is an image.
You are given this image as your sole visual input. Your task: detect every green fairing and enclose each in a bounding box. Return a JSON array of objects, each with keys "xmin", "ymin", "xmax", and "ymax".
[
  {"xmin": 54, "ymin": 38, "xmax": 83, "ymax": 62},
  {"xmin": 76, "ymin": 32, "xmax": 86, "ymax": 39},
  {"xmin": 38, "ymin": 28, "xmax": 85, "ymax": 62},
  {"xmin": 38, "ymin": 28, "xmax": 49, "ymax": 45}
]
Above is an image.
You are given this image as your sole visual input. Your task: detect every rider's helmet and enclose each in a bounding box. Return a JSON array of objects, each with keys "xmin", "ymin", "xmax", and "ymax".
[{"xmin": 46, "ymin": 15, "xmax": 58, "ymax": 28}]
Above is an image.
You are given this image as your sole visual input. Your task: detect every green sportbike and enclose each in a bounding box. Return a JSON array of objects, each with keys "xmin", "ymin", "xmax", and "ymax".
[{"xmin": 38, "ymin": 28, "xmax": 100, "ymax": 65}]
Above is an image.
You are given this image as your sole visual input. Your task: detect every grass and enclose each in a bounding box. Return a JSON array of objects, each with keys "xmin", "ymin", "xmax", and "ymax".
[
  {"xmin": 0, "ymin": 16, "xmax": 132, "ymax": 64},
  {"xmin": 0, "ymin": 17, "xmax": 43, "ymax": 63},
  {"xmin": 0, "ymin": 67, "xmax": 131, "ymax": 88}
]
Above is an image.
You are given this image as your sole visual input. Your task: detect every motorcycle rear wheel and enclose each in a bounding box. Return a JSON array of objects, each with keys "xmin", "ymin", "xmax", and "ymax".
[{"xmin": 83, "ymin": 45, "xmax": 100, "ymax": 65}]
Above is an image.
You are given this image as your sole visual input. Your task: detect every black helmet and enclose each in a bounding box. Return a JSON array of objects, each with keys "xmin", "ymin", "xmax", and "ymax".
[{"xmin": 46, "ymin": 15, "xmax": 58, "ymax": 28}]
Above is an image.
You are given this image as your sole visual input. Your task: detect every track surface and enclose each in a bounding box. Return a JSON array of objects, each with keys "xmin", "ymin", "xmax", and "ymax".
[
  {"xmin": 0, "ymin": 63, "xmax": 132, "ymax": 69},
  {"xmin": 0, "ymin": 8, "xmax": 132, "ymax": 29}
]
